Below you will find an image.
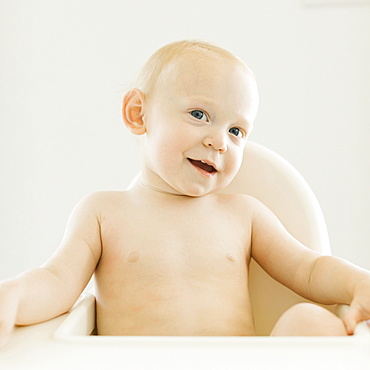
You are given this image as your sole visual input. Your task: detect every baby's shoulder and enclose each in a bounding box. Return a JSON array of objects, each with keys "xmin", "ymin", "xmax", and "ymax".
[{"xmin": 74, "ymin": 190, "xmax": 132, "ymax": 213}]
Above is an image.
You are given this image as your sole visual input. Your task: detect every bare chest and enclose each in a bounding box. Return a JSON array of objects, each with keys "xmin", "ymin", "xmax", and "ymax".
[
  {"xmin": 96, "ymin": 201, "xmax": 252, "ymax": 284},
  {"xmin": 93, "ymin": 194, "xmax": 255, "ymax": 335}
]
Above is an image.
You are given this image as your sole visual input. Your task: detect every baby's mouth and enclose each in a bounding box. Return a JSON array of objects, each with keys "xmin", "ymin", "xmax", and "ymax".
[{"xmin": 188, "ymin": 158, "xmax": 217, "ymax": 174}]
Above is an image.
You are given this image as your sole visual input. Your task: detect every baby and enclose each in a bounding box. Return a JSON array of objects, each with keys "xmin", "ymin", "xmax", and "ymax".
[{"xmin": 1, "ymin": 40, "xmax": 370, "ymax": 341}]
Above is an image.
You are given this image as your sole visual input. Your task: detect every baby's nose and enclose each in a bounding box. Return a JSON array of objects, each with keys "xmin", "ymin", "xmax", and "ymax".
[{"xmin": 203, "ymin": 135, "xmax": 227, "ymax": 153}]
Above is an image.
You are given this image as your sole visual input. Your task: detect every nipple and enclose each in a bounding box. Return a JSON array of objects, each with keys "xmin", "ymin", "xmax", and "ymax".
[{"xmin": 127, "ymin": 251, "xmax": 140, "ymax": 263}]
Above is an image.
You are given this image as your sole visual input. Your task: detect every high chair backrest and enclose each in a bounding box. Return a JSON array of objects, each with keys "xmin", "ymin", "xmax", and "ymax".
[{"xmin": 221, "ymin": 141, "xmax": 332, "ymax": 335}]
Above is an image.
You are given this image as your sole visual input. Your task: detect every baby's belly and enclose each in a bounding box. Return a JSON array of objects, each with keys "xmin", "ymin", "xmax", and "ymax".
[{"xmin": 95, "ymin": 278, "xmax": 255, "ymax": 336}]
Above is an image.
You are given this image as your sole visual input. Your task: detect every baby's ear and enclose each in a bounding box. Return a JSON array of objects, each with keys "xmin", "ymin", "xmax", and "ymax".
[{"xmin": 122, "ymin": 88, "xmax": 146, "ymax": 135}]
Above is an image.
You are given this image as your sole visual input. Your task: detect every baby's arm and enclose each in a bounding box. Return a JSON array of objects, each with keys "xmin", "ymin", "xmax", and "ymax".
[
  {"xmin": 249, "ymin": 196, "xmax": 370, "ymax": 334},
  {"xmin": 0, "ymin": 193, "xmax": 102, "ymax": 344}
]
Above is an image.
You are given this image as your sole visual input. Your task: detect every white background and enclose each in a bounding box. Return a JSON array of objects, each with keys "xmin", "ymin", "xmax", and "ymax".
[{"xmin": 0, "ymin": 0, "xmax": 369, "ymax": 279}]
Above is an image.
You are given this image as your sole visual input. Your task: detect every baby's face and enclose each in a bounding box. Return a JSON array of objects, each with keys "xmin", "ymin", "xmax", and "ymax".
[{"xmin": 141, "ymin": 52, "xmax": 259, "ymax": 197}]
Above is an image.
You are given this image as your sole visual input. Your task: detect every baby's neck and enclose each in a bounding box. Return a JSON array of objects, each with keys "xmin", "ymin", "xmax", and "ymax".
[{"xmin": 138, "ymin": 180, "xmax": 187, "ymax": 197}]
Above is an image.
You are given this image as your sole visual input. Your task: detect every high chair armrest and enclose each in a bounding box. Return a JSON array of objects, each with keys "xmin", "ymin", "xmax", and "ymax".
[{"xmin": 54, "ymin": 293, "xmax": 96, "ymax": 340}]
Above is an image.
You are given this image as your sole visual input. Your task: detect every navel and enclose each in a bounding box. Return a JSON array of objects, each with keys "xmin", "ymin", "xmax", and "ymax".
[
  {"xmin": 226, "ymin": 253, "xmax": 236, "ymax": 262},
  {"xmin": 127, "ymin": 251, "xmax": 140, "ymax": 263}
]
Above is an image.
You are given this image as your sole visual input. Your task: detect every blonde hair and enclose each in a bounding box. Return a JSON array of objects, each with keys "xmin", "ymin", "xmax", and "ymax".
[{"xmin": 135, "ymin": 40, "xmax": 252, "ymax": 94}]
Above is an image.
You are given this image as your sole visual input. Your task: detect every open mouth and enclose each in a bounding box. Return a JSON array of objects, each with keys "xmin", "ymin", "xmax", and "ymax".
[{"xmin": 188, "ymin": 158, "xmax": 217, "ymax": 175}]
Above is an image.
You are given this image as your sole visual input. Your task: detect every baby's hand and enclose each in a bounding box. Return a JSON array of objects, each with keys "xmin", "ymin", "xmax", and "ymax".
[
  {"xmin": 342, "ymin": 279, "xmax": 370, "ymax": 335},
  {"xmin": 0, "ymin": 282, "xmax": 19, "ymax": 347}
]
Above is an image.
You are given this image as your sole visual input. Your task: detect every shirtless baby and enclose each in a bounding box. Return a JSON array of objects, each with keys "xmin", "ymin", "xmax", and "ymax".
[{"xmin": 1, "ymin": 40, "xmax": 370, "ymax": 341}]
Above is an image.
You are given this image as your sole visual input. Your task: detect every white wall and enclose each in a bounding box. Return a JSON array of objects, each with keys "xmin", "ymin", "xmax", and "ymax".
[{"xmin": 1, "ymin": 0, "xmax": 369, "ymax": 280}]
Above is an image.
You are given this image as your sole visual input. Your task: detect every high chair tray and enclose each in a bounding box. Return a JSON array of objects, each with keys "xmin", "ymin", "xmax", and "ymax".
[{"xmin": 1, "ymin": 293, "xmax": 370, "ymax": 370}]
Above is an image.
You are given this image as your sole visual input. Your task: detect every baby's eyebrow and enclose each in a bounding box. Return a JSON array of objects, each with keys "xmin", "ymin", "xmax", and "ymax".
[
  {"xmin": 185, "ymin": 95, "xmax": 217, "ymax": 107},
  {"xmin": 237, "ymin": 116, "xmax": 253, "ymax": 129}
]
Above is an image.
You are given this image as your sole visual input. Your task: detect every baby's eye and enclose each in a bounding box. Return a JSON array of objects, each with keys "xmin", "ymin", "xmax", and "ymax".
[
  {"xmin": 229, "ymin": 127, "xmax": 243, "ymax": 138},
  {"xmin": 190, "ymin": 110, "xmax": 208, "ymax": 121}
]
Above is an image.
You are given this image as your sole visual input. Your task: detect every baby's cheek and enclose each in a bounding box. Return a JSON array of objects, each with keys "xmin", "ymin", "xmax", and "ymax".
[{"xmin": 228, "ymin": 156, "xmax": 243, "ymax": 178}]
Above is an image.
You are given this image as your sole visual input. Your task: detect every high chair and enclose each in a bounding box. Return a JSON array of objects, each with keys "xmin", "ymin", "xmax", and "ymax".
[{"xmin": 2, "ymin": 141, "xmax": 369, "ymax": 370}]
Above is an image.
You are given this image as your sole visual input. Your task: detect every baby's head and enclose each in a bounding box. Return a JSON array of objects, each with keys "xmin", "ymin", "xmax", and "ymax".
[
  {"xmin": 123, "ymin": 40, "xmax": 259, "ymax": 197},
  {"xmin": 135, "ymin": 40, "xmax": 255, "ymax": 96}
]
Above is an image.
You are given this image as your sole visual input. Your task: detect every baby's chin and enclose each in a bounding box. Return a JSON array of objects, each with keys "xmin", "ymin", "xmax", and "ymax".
[
  {"xmin": 144, "ymin": 171, "xmax": 234, "ymax": 197},
  {"xmin": 157, "ymin": 183, "xmax": 211, "ymax": 198},
  {"xmin": 174, "ymin": 183, "xmax": 228, "ymax": 198}
]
